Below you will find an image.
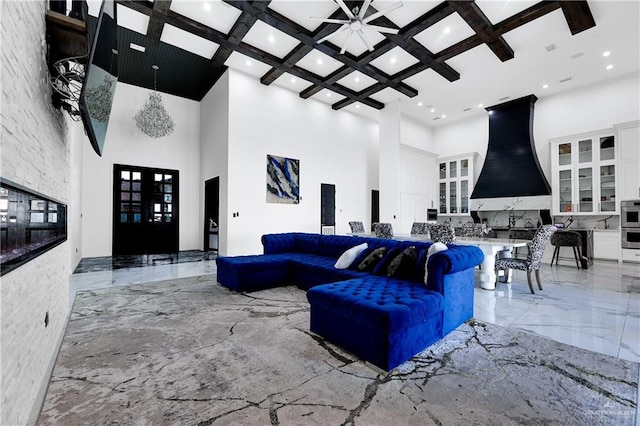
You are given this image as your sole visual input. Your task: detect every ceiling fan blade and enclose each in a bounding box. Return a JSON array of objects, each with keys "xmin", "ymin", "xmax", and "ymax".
[
  {"xmin": 309, "ymin": 17, "xmax": 350, "ymax": 25},
  {"xmin": 356, "ymin": 29, "xmax": 374, "ymax": 52},
  {"xmin": 340, "ymin": 31, "xmax": 353, "ymax": 54},
  {"xmin": 358, "ymin": 0, "xmax": 372, "ymax": 20},
  {"xmin": 335, "ymin": 0, "xmax": 355, "ymax": 19},
  {"xmin": 317, "ymin": 24, "xmax": 349, "ymax": 44},
  {"xmin": 362, "ymin": 1, "xmax": 403, "ymax": 24},
  {"xmin": 366, "ymin": 24, "xmax": 399, "ymax": 34}
]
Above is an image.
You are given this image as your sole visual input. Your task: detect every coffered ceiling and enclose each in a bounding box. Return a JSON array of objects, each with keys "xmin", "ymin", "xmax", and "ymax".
[{"xmin": 85, "ymin": 0, "xmax": 639, "ymax": 126}]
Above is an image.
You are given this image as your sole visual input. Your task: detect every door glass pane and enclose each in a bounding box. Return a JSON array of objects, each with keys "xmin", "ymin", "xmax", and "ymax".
[
  {"xmin": 164, "ymin": 194, "xmax": 172, "ymax": 203},
  {"xmin": 449, "ymin": 181, "xmax": 457, "ymax": 213},
  {"xmin": 154, "ymin": 203, "xmax": 162, "ymax": 213},
  {"xmin": 600, "ymin": 136, "xmax": 615, "ymax": 161},
  {"xmin": 132, "ymin": 182, "xmax": 141, "ymax": 191},
  {"xmin": 132, "ymin": 192, "xmax": 141, "ymax": 201},
  {"xmin": 133, "ymin": 214, "xmax": 141, "ymax": 223},
  {"xmin": 578, "ymin": 167, "xmax": 593, "ymax": 213},
  {"xmin": 600, "ymin": 164, "xmax": 615, "ymax": 211},
  {"xmin": 460, "ymin": 180, "xmax": 468, "ymax": 213},
  {"xmin": 460, "ymin": 159, "xmax": 468, "ymax": 177},
  {"xmin": 154, "ymin": 173, "xmax": 163, "ymax": 181},
  {"xmin": 578, "ymin": 139, "xmax": 592, "ymax": 163},
  {"xmin": 559, "ymin": 169, "xmax": 572, "ymax": 213},
  {"xmin": 121, "ymin": 192, "xmax": 130, "ymax": 201},
  {"xmin": 49, "ymin": 212, "xmax": 57, "ymax": 223},
  {"xmin": 121, "ymin": 181, "xmax": 130, "ymax": 191},
  {"xmin": 164, "ymin": 184, "xmax": 172, "ymax": 193},
  {"xmin": 439, "ymin": 163, "xmax": 446, "ymax": 179},
  {"xmin": 439, "ymin": 182, "xmax": 446, "ymax": 213},
  {"xmin": 449, "ymin": 161, "xmax": 457, "ymax": 178},
  {"xmin": 154, "ymin": 214, "xmax": 162, "ymax": 222},
  {"xmin": 558, "ymin": 143, "xmax": 571, "ymax": 166},
  {"xmin": 121, "ymin": 171, "xmax": 130, "ymax": 180},
  {"xmin": 120, "ymin": 213, "xmax": 128, "ymax": 223},
  {"xmin": 132, "ymin": 172, "xmax": 141, "ymax": 181}
]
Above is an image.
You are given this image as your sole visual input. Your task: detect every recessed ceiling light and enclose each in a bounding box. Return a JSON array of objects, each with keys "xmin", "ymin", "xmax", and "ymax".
[
  {"xmin": 326, "ymin": 92, "xmax": 331, "ymax": 97},
  {"xmin": 430, "ymin": 108, "xmax": 435, "ymax": 113},
  {"xmin": 354, "ymin": 76, "xmax": 360, "ymax": 82},
  {"xmin": 355, "ymin": 104, "xmax": 360, "ymax": 109},
  {"xmin": 268, "ymin": 35, "xmax": 275, "ymax": 43},
  {"xmin": 542, "ymin": 84, "xmax": 549, "ymax": 89},
  {"xmin": 291, "ymin": 78, "xmax": 296, "ymax": 84},
  {"xmin": 317, "ymin": 58, "xmax": 323, "ymax": 65},
  {"xmin": 390, "ymin": 57, "xmax": 397, "ymax": 64},
  {"xmin": 418, "ymin": 101, "xmax": 423, "ymax": 107},
  {"xmin": 443, "ymin": 27, "xmax": 451, "ymax": 35},
  {"xmin": 606, "ymin": 64, "xmax": 614, "ymax": 70},
  {"xmin": 129, "ymin": 42, "xmax": 145, "ymax": 53},
  {"xmin": 603, "ymin": 51, "xmax": 611, "ymax": 57},
  {"xmin": 245, "ymin": 60, "xmax": 251, "ymax": 66},
  {"xmin": 441, "ymin": 114, "xmax": 446, "ymax": 119},
  {"xmin": 478, "ymin": 103, "xmax": 483, "ymax": 108},
  {"xmin": 203, "ymin": 2, "xmax": 211, "ymax": 12}
]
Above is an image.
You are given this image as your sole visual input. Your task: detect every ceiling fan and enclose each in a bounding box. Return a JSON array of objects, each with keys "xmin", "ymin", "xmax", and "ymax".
[{"xmin": 311, "ymin": 0, "xmax": 403, "ymax": 54}]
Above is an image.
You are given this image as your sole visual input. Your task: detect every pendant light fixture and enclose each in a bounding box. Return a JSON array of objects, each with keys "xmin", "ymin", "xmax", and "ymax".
[{"xmin": 134, "ymin": 65, "xmax": 175, "ymax": 138}]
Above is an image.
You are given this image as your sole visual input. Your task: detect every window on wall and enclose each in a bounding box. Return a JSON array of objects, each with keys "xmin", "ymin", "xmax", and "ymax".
[{"xmin": 0, "ymin": 179, "xmax": 67, "ymax": 276}]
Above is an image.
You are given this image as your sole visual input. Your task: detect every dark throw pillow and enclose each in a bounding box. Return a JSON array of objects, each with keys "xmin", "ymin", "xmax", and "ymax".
[
  {"xmin": 356, "ymin": 247, "xmax": 387, "ymax": 272},
  {"xmin": 373, "ymin": 247, "xmax": 401, "ymax": 275},
  {"xmin": 387, "ymin": 246, "xmax": 418, "ymax": 278}
]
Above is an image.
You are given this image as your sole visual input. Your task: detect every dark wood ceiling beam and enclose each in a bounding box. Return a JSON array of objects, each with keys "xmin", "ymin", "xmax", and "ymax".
[
  {"xmin": 210, "ymin": 9, "xmax": 260, "ymax": 69},
  {"xmin": 559, "ymin": 1, "xmax": 596, "ymax": 35},
  {"xmin": 260, "ymin": 7, "xmax": 346, "ymax": 86},
  {"xmin": 146, "ymin": 0, "xmax": 172, "ymax": 47},
  {"xmin": 436, "ymin": 2, "xmax": 562, "ymax": 63},
  {"xmin": 449, "ymin": 1, "xmax": 514, "ymax": 62},
  {"xmin": 223, "ymin": 0, "xmax": 417, "ymax": 98}
]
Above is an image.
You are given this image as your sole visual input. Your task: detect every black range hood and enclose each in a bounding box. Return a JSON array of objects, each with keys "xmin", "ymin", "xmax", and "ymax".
[{"xmin": 471, "ymin": 94, "xmax": 551, "ymax": 199}]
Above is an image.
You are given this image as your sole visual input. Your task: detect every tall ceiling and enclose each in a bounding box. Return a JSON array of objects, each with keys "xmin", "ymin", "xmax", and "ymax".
[{"xmin": 86, "ymin": 0, "xmax": 639, "ymax": 126}]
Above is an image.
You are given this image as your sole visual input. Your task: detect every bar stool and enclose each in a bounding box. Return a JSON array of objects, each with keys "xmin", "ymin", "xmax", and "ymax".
[{"xmin": 550, "ymin": 230, "xmax": 582, "ymax": 269}]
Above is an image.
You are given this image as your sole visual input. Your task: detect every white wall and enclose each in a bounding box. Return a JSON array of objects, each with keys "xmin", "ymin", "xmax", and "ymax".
[
  {"xmin": 200, "ymin": 71, "xmax": 230, "ymax": 253},
  {"xmin": 220, "ymin": 69, "xmax": 379, "ymax": 255},
  {"xmin": 401, "ymin": 115, "xmax": 434, "ymax": 152},
  {"xmin": 0, "ymin": 2, "xmax": 73, "ymax": 424},
  {"xmin": 432, "ymin": 73, "xmax": 640, "ymax": 187},
  {"xmin": 81, "ymin": 82, "xmax": 201, "ymax": 257}
]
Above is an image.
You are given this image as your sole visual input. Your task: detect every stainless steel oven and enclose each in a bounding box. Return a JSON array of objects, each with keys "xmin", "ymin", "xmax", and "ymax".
[
  {"xmin": 622, "ymin": 228, "xmax": 640, "ymax": 249},
  {"xmin": 621, "ymin": 200, "xmax": 640, "ymax": 228},
  {"xmin": 621, "ymin": 200, "xmax": 640, "ymax": 249}
]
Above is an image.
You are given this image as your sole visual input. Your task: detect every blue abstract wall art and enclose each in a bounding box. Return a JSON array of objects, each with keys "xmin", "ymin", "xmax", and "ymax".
[{"xmin": 266, "ymin": 155, "xmax": 300, "ymax": 204}]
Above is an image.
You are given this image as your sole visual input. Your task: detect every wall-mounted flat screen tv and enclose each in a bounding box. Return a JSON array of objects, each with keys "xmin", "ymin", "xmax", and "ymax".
[{"xmin": 78, "ymin": 0, "xmax": 118, "ymax": 157}]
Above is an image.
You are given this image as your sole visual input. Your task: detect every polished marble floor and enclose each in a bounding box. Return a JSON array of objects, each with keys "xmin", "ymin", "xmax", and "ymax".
[{"xmin": 69, "ymin": 253, "xmax": 640, "ymax": 364}]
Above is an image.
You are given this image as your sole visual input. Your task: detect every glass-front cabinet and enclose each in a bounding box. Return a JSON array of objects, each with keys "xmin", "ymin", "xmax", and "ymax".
[
  {"xmin": 551, "ymin": 131, "xmax": 617, "ymax": 215},
  {"xmin": 438, "ymin": 153, "xmax": 476, "ymax": 216}
]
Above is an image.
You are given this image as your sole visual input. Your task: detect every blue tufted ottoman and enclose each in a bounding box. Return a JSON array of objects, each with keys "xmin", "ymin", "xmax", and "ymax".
[
  {"xmin": 216, "ymin": 255, "xmax": 290, "ymax": 292},
  {"xmin": 307, "ymin": 276, "xmax": 444, "ymax": 371}
]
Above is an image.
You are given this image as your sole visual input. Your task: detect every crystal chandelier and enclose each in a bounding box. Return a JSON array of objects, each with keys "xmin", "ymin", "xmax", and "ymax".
[{"xmin": 134, "ymin": 65, "xmax": 174, "ymax": 138}]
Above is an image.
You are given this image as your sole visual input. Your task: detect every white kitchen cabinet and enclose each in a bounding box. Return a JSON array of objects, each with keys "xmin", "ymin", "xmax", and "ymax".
[
  {"xmin": 550, "ymin": 130, "xmax": 617, "ymax": 215},
  {"xmin": 616, "ymin": 121, "xmax": 640, "ymax": 201},
  {"xmin": 438, "ymin": 153, "xmax": 477, "ymax": 216},
  {"xmin": 592, "ymin": 230, "xmax": 620, "ymax": 261}
]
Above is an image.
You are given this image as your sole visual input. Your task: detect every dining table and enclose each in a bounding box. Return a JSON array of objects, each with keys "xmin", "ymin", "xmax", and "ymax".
[{"xmin": 349, "ymin": 232, "xmax": 529, "ymax": 290}]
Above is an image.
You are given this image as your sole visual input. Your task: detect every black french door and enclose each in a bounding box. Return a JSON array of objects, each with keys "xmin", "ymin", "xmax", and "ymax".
[{"xmin": 113, "ymin": 164, "xmax": 179, "ymax": 255}]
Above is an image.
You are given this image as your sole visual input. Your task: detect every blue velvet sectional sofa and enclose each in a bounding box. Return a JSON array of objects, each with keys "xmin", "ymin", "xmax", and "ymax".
[{"xmin": 216, "ymin": 233, "xmax": 483, "ymax": 371}]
